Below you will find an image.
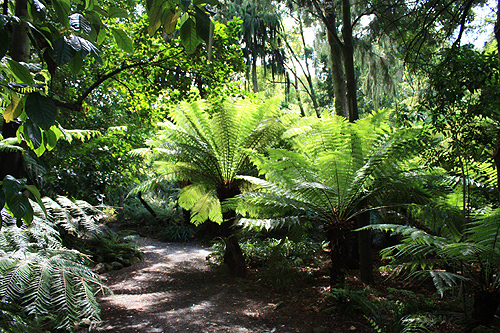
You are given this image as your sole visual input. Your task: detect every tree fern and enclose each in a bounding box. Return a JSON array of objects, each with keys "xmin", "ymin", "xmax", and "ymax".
[
  {"xmin": 131, "ymin": 97, "xmax": 287, "ymax": 276},
  {"xmin": 232, "ymin": 110, "xmax": 435, "ymax": 285}
]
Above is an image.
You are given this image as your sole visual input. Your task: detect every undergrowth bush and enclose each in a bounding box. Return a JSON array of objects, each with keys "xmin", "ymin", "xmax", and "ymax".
[
  {"xmin": 324, "ymin": 287, "xmax": 456, "ymax": 333},
  {"xmin": 208, "ymin": 236, "xmax": 323, "ymax": 289},
  {"xmin": 0, "ymin": 196, "xmax": 141, "ymax": 332}
]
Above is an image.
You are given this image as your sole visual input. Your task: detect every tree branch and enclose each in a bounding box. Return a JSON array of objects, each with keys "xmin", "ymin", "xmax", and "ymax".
[{"xmin": 52, "ymin": 50, "xmax": 184, "ymax": 111}]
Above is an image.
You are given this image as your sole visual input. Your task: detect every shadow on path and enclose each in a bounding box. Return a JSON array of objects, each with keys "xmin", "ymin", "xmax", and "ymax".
[{"xmin": 98, "ymin": 238, "xmax": 295, "ymax": 333}]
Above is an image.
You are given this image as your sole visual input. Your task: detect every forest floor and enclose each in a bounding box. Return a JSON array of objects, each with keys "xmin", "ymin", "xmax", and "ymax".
[{"xmin": 97, "ymin": 237, "xmax": 372, "ymax": 333}]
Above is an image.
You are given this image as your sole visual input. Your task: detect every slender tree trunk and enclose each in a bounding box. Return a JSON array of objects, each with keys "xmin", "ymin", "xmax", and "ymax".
[
  {"xmin": 10, "ymin": 0, "xmax": 30, "ymax": 62},
  {"xmin": 137, "ymin": 191, "xmax": 157, "ymax": 218},
  {"xmin": 294, "ymin": 74, "xmax": 306, "ymax": 117},
  {"xmin": 324, "ymin": 4, "xmax": 348, "ymax": 118},
  {"xmin": 251, "ymin": 35, "xmax": 259, "ymax": 93},
  {"xmin": 342, "ymin": 0, "xmax": 359, "ymax": 122},
  {"xmin": 298, "ymin": 17, "xmax": 320, "ymax": 114},
  {"xmin": 494, "ymin": 0, "xmax": 500, "ymax": 204},
  {"xmin": 357, "ymin": 201, "xmax": 373, "ymax": 284}
]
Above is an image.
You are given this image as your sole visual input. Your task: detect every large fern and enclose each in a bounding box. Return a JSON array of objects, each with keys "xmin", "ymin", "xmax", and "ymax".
[
  {"xmin": 231, "ymin": 110, "xmax": 435, "ymax": 284},
  {"xmin": 0, "ymin": 198, "xmax": 110, "ymax": 331},
  {"xmin": 133, "ymin": 97, "xmax": 286, "ymax": 226}
]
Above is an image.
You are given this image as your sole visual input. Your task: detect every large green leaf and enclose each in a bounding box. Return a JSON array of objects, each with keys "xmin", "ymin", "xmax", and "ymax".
[
  {"xmin": 25, "ymin": 93, "xmax": 57, "ymax": 130},
  {"xmin": 68, "ymin": 52, "xmax": 84, "ymax": 75},
  {"xmin": 180, "ymin": 0, "xmax": 191, "ymax": 11},
  {"xmin": 66, "ymin": 35, "xmax": 92, "ymax": 57},
  {"xmin": 2, "ymin": 175, "xmax": 24, "ymax": 199},
  {"xmin": 7, "ymin": 60, "xmax": 35, "ymax": 84},
  {"xmin": 5, "ymin": 193, "xmax": 30, "ymax": 219},
  {"xmin": 180, "ymin": 17, "xmax": 202, "ymax": 54},
  {"xmin": 162, "ymin": 10, "xmax": 178, "ymax": 35},
  {"xmin": 111, "ymin": 28, "xmax": 134, "ymax": 53},
  {"xmin": 30, "ymin": 0, "xmax": 47, "ymax": 21},
  {"xmin": 194, "ymin": 6, "xmax": 210, "ymax": 43},
  {"xmin": 52, "ymin": 0, "xmax": 70, "ymax": 27},
  {"xmin": 4, "ymin": 92, "xmax": 24, "ymax": 122},
  {"xmin": 24, "ymin": 120, "xmax": 43, "ymax": 149},
  {"xmin": 148, "ymin": 4, "xmax": 164, "ymax": 35},
  {"xmin": 108, "ymin": 7, "xmax": 129, "ymax": 18},
  {"xmin": 24, "ymin": 184, "xmax": 47, "ymax": 218},
  {"xmin": 52, "ymin": 37, "xmax": 75, "ymax": 66}
]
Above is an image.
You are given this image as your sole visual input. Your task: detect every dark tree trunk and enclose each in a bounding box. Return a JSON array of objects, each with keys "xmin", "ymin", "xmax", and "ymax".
[
  {"xmin": 341, "ymin": 0, "xmax": 359, "ymax": 122},
  {"xmin": 137, "ymin": 191, "xmax": 157, "ymax": 218},
  {"xmin": 217, "ymin": 185, "xmax": 247, "ymax": 278},
  {"xmin": 1, "ymin": 0, "xmax": 30, "ymax": 180},
  {"xmin": 471, "ymin": 290, "xmax": 500, "ymax": 326},
  {"xmin": 324, "ymin": 4, "xmax": 348, "ymax": 118},
  {"xmin": 327, "ymin": 221, "xmax": 355, "ymax": 287},
  {"xmin": 224, "ymin": 234, "xmax": 246, "ymax": 277},
  {"xmin": 356, "ymin": 209, "xmax": 373, "ymax": 284},
  {"xmin": 495, "ymin": 1, "xmax": 500, "ymax": 204},
  {"xmin": 0, "ymin": 122, "xmax": 23, "ymax": 180}
]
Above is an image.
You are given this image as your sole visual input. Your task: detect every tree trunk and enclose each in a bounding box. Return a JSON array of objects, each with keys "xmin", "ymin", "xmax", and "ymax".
[
  {"xmin": 471, "ymin": 290, "xmax": 500, "ymax": 326},
  {"xmin": 0, "ymin": 0, "xmax": 30, "ymax": 180},
  {"xmin": 495, "ymin": 0, "xmax": 500, "ymax": 204},
  {"xmin": 137, "ymin": 191, "xmax": 157, "ymax": 218},
  {"xmin": 298, "ymin": 17, "xmax": 320, "ymax": 115},
  {"xmin": 294, "ymin": 74, "xmax": 306, "ymax": 117},
  {"xmin": 341, "ymin": 0, "xmax": 359, "ymax": 122},
  {"xmin": 356, "ymin": 207, "xmax": 373, "ymax": 284},
  {"xmin": 9, "ymin": 0, "xmax": 30, "ymax": 62},
  {"xmin": 251, "ymin": 51, "xmax": 259, "ymax": 93},
  {"xmin": 324, "ymin": 4, "xmax": 348, "ymax": 118},
  {"xmin": 220, "ymin": 217, "xmax": 246, "ymax": 278},
  {"xmin": 218, "ymin": 186, "xmax": 247, "ymax": 277},
  {"xmin": 327, "ymin": 221, "xmax": 355, "ymax": 287}
]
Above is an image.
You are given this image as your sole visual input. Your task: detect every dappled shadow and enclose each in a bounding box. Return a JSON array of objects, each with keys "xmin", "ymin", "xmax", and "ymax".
[{"xmin": 98, "ymin": 239, "xmax": 283, "ymax": 332}]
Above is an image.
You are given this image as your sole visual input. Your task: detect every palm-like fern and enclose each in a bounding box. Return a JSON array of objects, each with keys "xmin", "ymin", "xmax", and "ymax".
[
  {"xmin": 132, "ymin": 97, "xmax": 286, "ymax": 276},
  {"xmin": 0, "ymin": 198, "xmax": 110, "ymax": 331},
  {"xmin": 232, "ymin": 110, "xmax": 433, "ymax": 285},
  {"xmin": 368, "ymin": 207, "xmax": 500, "ymax": 326}
]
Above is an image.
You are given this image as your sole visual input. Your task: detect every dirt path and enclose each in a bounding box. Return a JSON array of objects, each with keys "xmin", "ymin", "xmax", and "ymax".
[{"xmin": 98, "ymin": 238, "xmax": 334, "ymax": 333}]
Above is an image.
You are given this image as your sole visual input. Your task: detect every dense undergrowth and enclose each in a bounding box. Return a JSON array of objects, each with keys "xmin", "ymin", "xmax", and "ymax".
[{"xmin": 0, "ymin": 197, "xmax": 141, "ymax": 332}]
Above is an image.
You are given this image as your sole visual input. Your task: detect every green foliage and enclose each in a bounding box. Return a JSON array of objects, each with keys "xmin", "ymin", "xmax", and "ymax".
[
  {"xmin": 232, "ymin": 110, "xmax": 432, "ymax": 232},
  {"xmin": 325, "ymin": 287, "xmax": 440, "ymax": 333},
  {"xmin": 208, "ymin": 235, "xmax": 322, "ymax": 289},
  {"xmin": 0, "ymin": 197, "xmax": 114, "ymax": 331},
  {"xmin": 41, "ymin": 126, "xmax": 144, "ymax": 205},
  {"xmin": 368, "ymin": 208, "xmax": 500, "ymax": 300},
  {"xmin": 0, "ymin": 175, "xmax": 46, "ymax": 226},
  {"xmin": 134, "ymin": 97, "xmax": 286, "ymax": 226}
]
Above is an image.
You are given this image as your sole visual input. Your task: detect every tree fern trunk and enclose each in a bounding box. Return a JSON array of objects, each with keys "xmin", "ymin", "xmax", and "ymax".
[
  {"xmin": 328, "ymin": 221, "xmax": 355, "ymax": 287},
  {"xmin": 324, "ymin": 4, "xmax": 348, "ymax": 118},
  {"xmin": 218, "ymin": 186, "xmax": 247, "ymax": 277},
  {"xmin": 471, "ymin": 290, "xmax": 500, "ymax": 326}
]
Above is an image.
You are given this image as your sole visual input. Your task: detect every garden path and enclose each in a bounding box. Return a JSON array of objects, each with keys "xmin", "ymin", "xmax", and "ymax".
[{"xmin": 97, "ymin": 238, "xmax": 333, "ymax": 333}]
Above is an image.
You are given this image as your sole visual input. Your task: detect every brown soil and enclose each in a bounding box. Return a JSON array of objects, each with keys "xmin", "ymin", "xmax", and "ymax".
[{"xmin": 98, "ymin": 238, "xmax": 369, "ymax": 333}]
